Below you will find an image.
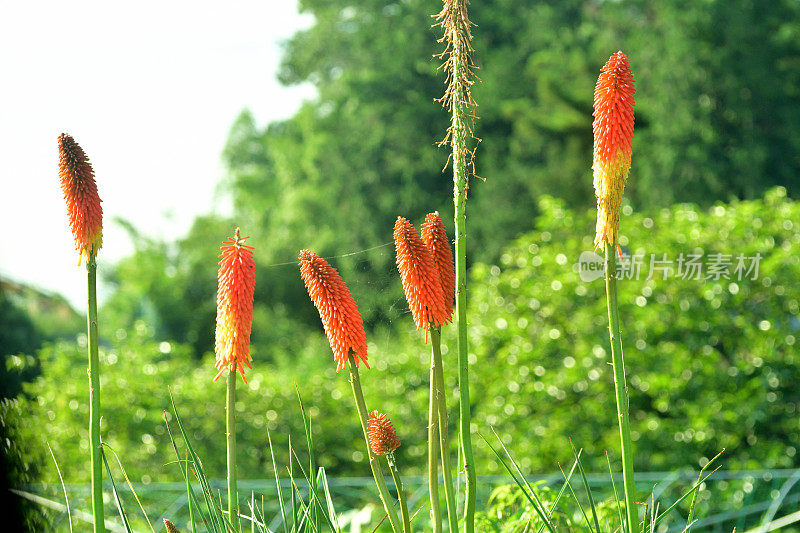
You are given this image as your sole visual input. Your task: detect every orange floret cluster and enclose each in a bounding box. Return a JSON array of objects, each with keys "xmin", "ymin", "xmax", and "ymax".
[
  {"xmin": 58, "ymin": 133, "xmax": 103, "ymax": 265},
  {"xmin": 394, "ymin": 217, "xmax": 450, "ymax": 331},
  {"xmin": 592, "ymin": 51, "xmax": 635, "ymax": 248},
  {"xmin": 420, "ymin": 212, "xmax": 455, "ymax": 320},
  {"xmin": 299, "ymin": 250, "xmax": 369, "ymax": 371},
  {"xmin": 214, "ymin": 230, "xmax": 256, "ymax": 383},
  {"xmin": 366, "ymin": 411, "xmax": 401, "ymax": 456}
]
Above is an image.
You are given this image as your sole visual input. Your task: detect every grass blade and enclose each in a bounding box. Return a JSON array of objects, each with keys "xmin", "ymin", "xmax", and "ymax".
[
  {"xmin": 478, "ymin": 431, "xmax": 556, "ymax": 533},
  {"xmin": 686, "ymin": 449, "xmax": 724, "ymax": 532},
  {"xmin": 267, "ymin": 430, "xmax": 289, "ymax": 533},
  {"xmin": 103, "ymin": 443, "xmax": 155, "ymax": 532},
  {"xmin": 570, "ymin": 440, "xmax": 601, "ymax": 533},
  {"xmin": 100, "ymin": 446, "xmax": 133, "ymax": 533},
  {"xmin": 47, "ymin": 442, "xmax": 73, "ymax": 533},
  {"xmin": 607, "ymin": 452, "xmax": 626, "ymax": 533}
]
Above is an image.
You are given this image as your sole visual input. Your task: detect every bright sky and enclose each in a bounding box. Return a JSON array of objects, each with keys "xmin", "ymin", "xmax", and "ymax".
[{"xmin": 0, "ymin": 1, "xmax": 315, "ymax": 310}]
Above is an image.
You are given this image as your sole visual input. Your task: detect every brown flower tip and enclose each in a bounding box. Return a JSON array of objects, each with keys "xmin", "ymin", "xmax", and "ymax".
[
  {"xmin": 592, "ymin": 51, "xmax": 635, "ymax": 248},
  {"xmin": 58, "ymin": 133, "xmax": 103, "ymax": 265},
  {"xmin": 214, "ymin": 228, "xmax": 256, "ymax": 383},
  {"xmin": 299, "ymin": 250, "xmax": 369, "ymax": 371},
  {"xmin": 394, "ymin": 217, "xmax": 450, "ymax": 331},
  {"xmin": 367, "ymin": 410, "xmax": 400, "ymax": 456},
  {"xmin": 163, "ymin": 519, "xmax": 181, "ymax": 533},
  {"xmin": 421, "ymin": 212, "xmax": 455, "ymax": 320}
]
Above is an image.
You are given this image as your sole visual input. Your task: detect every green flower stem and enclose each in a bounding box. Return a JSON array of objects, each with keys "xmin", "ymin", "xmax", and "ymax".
[
  {"xmin": 386, "ymin": 453, "xmax": 412, "ymax": 533},
  {"xmin": 226, "ymin": 370, "xmax": 240, "ymax": 532},
  {"xmin": 604, "ymin": 242, "xmax": 637, "ymax": 532},
  {"xmin": 348, "ymin": 355, "xmax": 402, "ymax": 533},
  {"xmin": 87, "ymin": 260, "xmax": 105, "ymax": 533},
  {"xmin": 428, "ymin": 350, "xmax": 442, "ymax": 533},
  {"xmin": 449, "ymin": 9, "xmax": 477, "ymax": 527},
  {"xmin": 431, "ymin": 327, "xmax": 458, "ymax": 532}
]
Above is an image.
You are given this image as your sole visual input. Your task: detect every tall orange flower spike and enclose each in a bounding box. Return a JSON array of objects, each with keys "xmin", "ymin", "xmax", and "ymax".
[
  {"xmin": 58, "ymin": 133, "xmax": 103, "ymax": 265},
  {"xmin": 299, "ymin": 250, "xmax": 369, "ymax": 371},
  {"xmin": 367, "ymin": 411, "xmax": 401, "ymax": 456},
  {"xmin": 214, "ymin": 228, "xmax": 256, "ymax": 383},
  {"xmin": 394, "ymin": 217, "xmax": 450, "ymax": 331},
  {"xmin": 421, "ymin": 212, "xmax": 455, "ymax": 320},
  {"xmin": 592, "ymin": 51, "xmax": 635, "ymax": 249}
]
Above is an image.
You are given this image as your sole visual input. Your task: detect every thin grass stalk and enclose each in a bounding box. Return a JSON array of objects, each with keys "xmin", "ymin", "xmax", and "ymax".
[
  {"xmin": 431, "ymin": 327, "xmax": 457, "ymax": 531},
  {"xmin": 428, "ymin": 349, "xmax": 442, "ymax": 533},
  {"xmin": 86, "ymin": 259, "xmax": 105, "ymax": 533},
  {"xmin": 386, "ymin": 453, "xmax": 412, "ymax": 533},
  {"xmin": 347, "ymin": 355, "xmax": 402, "ymax": 533},
  {"xmin": 435, "ymin": 0, "xmax": 478, "ymax": 527},
  {"xmin": 226, "ymin": 370, "xmax": 240, "ymax": 532},
  {"xmin": 604, "ymin": 241, "xmax": 637, "ymax": 531}
]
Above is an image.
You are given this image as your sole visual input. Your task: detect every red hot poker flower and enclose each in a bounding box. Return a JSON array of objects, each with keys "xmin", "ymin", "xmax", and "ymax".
[
  {"xmin": 421, "ymin": 212, "xmax": 455, "ymax": 320},
  {"xmin": 214, "ymin": 229, "xmax": 256, "ymax": 383},
  {"xmin": 394, "ymin": 217, "xmax": 450, "ymax": 331},
  {"xmin": 58, "ymin": 134, "xmax": 103, "ymax": 265},
  {"xmin": 299, "ymin": 250, "xmax": 369, "ymax": 371},
  {"xmin": 367, "ymin": 411, "xmax": 401, "ymax": 456},
  {"xmin": 592, "ymin": 51, "xmax": 635, "ymax": 249}
]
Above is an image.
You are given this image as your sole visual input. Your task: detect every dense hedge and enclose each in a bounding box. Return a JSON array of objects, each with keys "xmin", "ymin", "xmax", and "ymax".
[{"xmin": 7, "ymin": 188, "xmax": 799, "ymax": 488}]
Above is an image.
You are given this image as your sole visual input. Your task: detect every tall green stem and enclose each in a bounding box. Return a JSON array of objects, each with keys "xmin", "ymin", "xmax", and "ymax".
[
  {"xmin": 431, "ymin": 327, "xmax": 458, "ymax": 531},
  {"xmin": 428, "ymin": 349, "xmax": 442, "ymax": 533},
  {"xmin": 452, "ymin": 64, "xmax": 477, "ymax": 533},
  {"xmin": 387, "ymin": 453, "xmax": 412, "ymax": 533},
  {"xmin": 348, "ymin": 356, "xmax": 402, "ymax": 533},
  {"xmin": 86, "ymin": 260, "xmax": 104, "ymax": 533},
  {"xmin": 226, "ymin": 370, "xmax": 240, "ymax": 532},
  {"xmin": 604, "ymin": 242, "xmax": 637, "ymax": 531}
]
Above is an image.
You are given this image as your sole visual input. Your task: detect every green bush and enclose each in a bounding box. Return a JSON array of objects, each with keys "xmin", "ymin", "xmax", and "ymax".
[{"xmin": 7, "ymin": 188, "xmax": 799, "ymax": 493}]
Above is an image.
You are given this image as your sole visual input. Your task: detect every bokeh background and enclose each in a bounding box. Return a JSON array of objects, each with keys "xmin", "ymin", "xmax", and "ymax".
[{"xmin": 2, "ymin": 0, "xmax": 800, "ymax": 530}]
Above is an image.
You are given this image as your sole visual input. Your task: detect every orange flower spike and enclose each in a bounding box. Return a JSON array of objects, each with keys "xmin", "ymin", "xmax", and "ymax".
[
  {"xmin": 214, "ymin": 228, "xmax": 256, "ymax": 383},
  {"xmin": 299, "ymin": 250, "xmax": 369, "ymax": 371},
  {"xmin": 421, "ymin": 212, "xmax": 455, "ymax": 320},
  {"xmin": 394, "ymin": 217, "xmax": 450, "ymax": 331},
  {"xmin": 592, "ymin": 51, "xmax": 635, "ymax": 249},
  {"xmin": 58, "ymin": 134, "xmax": 103, "ymax": 265},
  {"xmin": 367, "ymin": 411, "xmax": 401, "ymax": 456}
]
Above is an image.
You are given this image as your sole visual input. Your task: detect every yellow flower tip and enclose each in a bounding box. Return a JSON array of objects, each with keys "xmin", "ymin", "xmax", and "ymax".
[{"xmin": 592, "ymin": 51, "xmax": 635, "ymax": 248}]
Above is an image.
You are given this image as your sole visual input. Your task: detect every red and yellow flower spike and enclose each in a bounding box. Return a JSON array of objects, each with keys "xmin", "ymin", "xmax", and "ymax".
[
  {"xmin": 592, "ymin": 51, "xmax": 635, "ymax": 249},
  {"xmin": 58, "ymin": 133, "xmax": 103, "ymax": 265},
  {"xmin": 214, "ymin": 228, "xmax": 256, "ymax": 383},
  {"xmin": 421, "ymin": 212, "xmax": 455, "ymax": 320},
  {"xmin": 299, "ymin": 250, "xmax": 369, "ymax": 371},
  {"xmin": 367, "ymin": 411, "xmax": 401, "ymax": 456},
  {"xmin": 394, "ymin": 217, "xmax": 450, "ymax": 331}
]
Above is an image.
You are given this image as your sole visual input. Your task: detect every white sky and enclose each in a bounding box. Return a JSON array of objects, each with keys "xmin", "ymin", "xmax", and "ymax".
[{"xmin": 0, "ymin": 1, "xmax": 315, "ymax": 310}]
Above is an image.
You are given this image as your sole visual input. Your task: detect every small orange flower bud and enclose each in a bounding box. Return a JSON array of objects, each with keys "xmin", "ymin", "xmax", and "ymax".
[
  {"xmin": 214, "ymin": 229, "xmax": 256, "ymax": 383},
  {"xmin": 394, "ymin": 217, "xmax": 450, "ymax": 331},
  {"xmin": 299, "ymin": 250, "xmax": 369, "ymax": 371},
  {"xmin": 58, "ymin": 134, "xmax": 103, "ymax": 265},
  {"xmin": 592, "ymin": 51, "xmax": 635, "ymax": 249},
  {"xmin": 367, "ymin": 411, "xmax": 401, "ymax": 456},
  {"xmin": 421, "ymin": 212, "xmax": 455, "ymax": 320},
  {"xmin": 163, "ymin": 519, "xmax": 181, "ymax": 533}
]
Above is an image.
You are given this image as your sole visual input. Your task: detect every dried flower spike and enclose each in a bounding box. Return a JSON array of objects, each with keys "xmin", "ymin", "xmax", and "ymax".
[
  {"xmin": 299, "ymin": 250, "xmax": 369, "ymax": 371},
  {"xmin": 421, "ymin": 212, "xmax": 455, "ymax": 320},
  {"xmin": 214, "ymin": 228, "xmax": 256, "ymax": 383},
  {"xmin": 592, "ymin": 51, "xmax": 635, "ymax": 249},
  {"xmin": 367, "ymin": 411, "xmax": 401, "ymax": 456},
  {"xmin": 58, "ymin": 133, "xmax": 103, "ymax": 265},
  {"xmin": 394, "ymin": 217, "xmax": 450, "ymax": 331}
]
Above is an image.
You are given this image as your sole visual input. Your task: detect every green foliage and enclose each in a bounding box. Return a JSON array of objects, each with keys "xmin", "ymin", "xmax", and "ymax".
[
  {"xmin": 10, "ymin": 189, "xmax": 800, "ymax": 496},
  {"xmin": 475, "ymin": 484, "xmax": 574, "ymax": 532},
  {"xmin": 467, "ymin": 187, "xmax": 800, "ymax": 474}
]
